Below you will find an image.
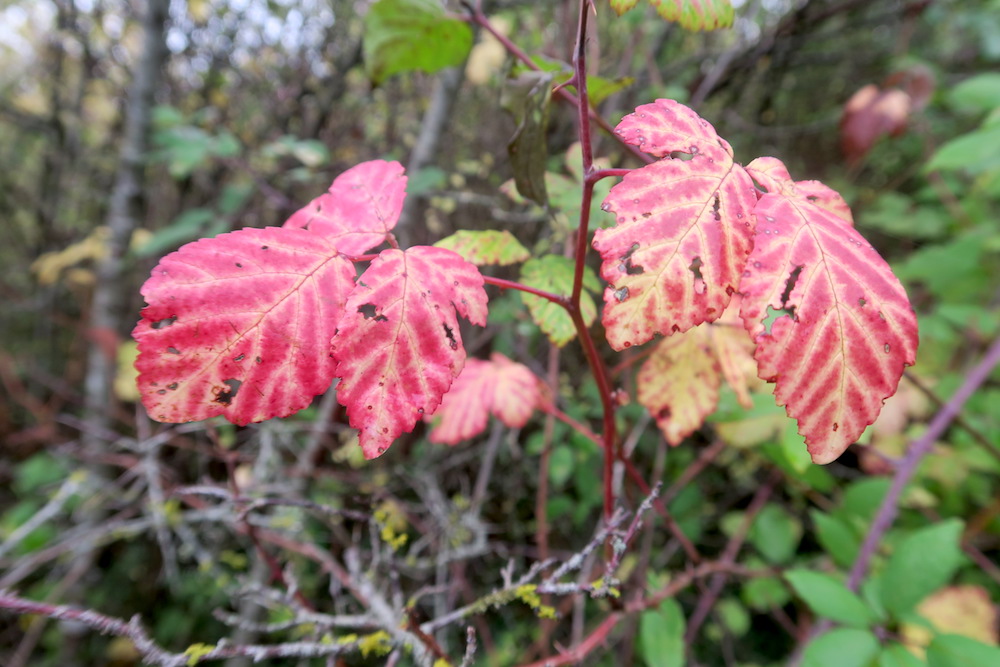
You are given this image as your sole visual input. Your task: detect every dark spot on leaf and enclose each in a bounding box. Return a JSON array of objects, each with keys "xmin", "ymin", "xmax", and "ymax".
[
  {"xmin": 377, "ymin": 447, "xmax": 385, "ymax": 455},
  {"xmin": 884, "ymin": 343, "xmax": 891, "ymax": 353},
  {"xmin": 623, "ymin": 341, "xmax": 631, "ymax": 348},
  {"xmin": 657, "ymin": 407, "xmax": 672, "ymax": 419},
  {"xmin": 367, "ymin": 405, "xmax": 373, "ymax": 411},
  {"xmin": 167, "ymin": 347, "xmax": 180, "ymax": 355},
  {"xmin": 443, "ymin": 323, "xmax": 458, "ymax": 350},
  {"xmin": 833, "ymin": 422, "xmax": 839, "ymax": 431},
  {"xmin": 671, "ymin": 324, "xmax": 680, "ymax": 333},
  {"xmin": 614, "ymin": 286, "xmax": 629, "ymax": 302},
  {"xmin": 260, "ymin": 245, "xmax": 269, "ymax": 250},
  {"xmin": 234, "ymin": 354, "xmax": 245, "ymax": 362},
  {"xmin": 167, "ymin": 382, "xmax": 178, "ymax": 390},
  {"xmin": 619, "ymin": 243, "xmax": 644, "ymax": 275},
  {"xmin": 878, "ymin": 311, "xmax": 886, "ymax": 320},
  {"xmin": 358, "ymin": 303, "xmax": 387, "ymax": 322},
  {"xmin": 255, "ymin": 356, "xmax": 263, "ymax": 364},
  {"xmin": 214, "ymin": 379, "xmax": 242, "ymax": 406},
  {"xmin": 382, "ymin": 427, "xmax": 388, "ymax": 434},
  {"xmin": 779, "ymin": 265, "xmax": 803, "ymax": 311},
  {"xmin": 235, "ymin": 262, "xmax": 243, "ymax": 268},
  {"xmin": 807, "ymin": 195, "xmax": 819, "ymax": 202},
  {"xmin": 642, "ymin": 212, "xmax": 652, "ymax": 218},
  {"xmin": 725, "ymin": 285, "xmax": 735, "ymax": 296},
  {"xmin": 157, "ymin": 389, "xmax": 167, "ymax": 395},
  {"xmin": 858, "ymin": 297, "xmax": 867, "ymax": 307},
  {"xmin": 152, "ymin": 315, "xmax": 177, "ymax": 330},
  {"xmin": 712, "ymin": 195, "xmax": 721, "ymax": 221}
]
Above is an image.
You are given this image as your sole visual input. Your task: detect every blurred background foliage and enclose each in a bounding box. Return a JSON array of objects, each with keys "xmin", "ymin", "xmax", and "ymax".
[{"xmin": 1, "ymin": 0, "xmax": 1000, "ymax": 665}]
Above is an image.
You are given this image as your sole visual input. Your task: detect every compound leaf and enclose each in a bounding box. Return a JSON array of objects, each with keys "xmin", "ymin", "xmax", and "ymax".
[
  {"xmin": 333, "ymin": 246, "xmax": 488, "ymax": 458},
  {"xmin": 434, "ymin": 229, "xmax": 531, "ymax": 266},
  {"xmin": 739, "ymin": 158, "xmax": 918, "ymax": 464},
  {"xmin": 428, "ymin": 352, "xmax": 540, "ymax": 444},
  {"xmin": 520, "ymin": 255, "xmax": 600, "ymax": 347},
  {"xmin": 593, "ymin": 99, "xmax": 758, "ymax": 350},
  {"xmin": 638, "ymin": 325, "xmax": 721, "ymax": 445},
  {"xmin": 363, "ymin": 0, "xmax": 473, "ymax": 84},
  {"xmin": 134, "ymin": 227, "xmax": 354, "ymax": 425},
  {"xmin": 284, "ymin": 159, "xmax": 406, "ymax": 254}
]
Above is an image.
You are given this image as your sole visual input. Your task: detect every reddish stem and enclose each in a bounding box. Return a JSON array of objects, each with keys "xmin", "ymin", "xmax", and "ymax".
[{"xmin": 482, "ymin": 275, "xmax": 566, "ymax": 305}]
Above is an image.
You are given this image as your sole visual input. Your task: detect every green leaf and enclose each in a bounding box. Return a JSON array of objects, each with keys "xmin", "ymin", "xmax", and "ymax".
[
  {"xmin": 881, "ymin": 519, "xmax": 965, "ymax": 617},
  {"xmin": 842, "ymin": 478, "xmax": 891, "ymax": 523},
  {"xmin": 812, "ymin": 510, "xmax": 861, "ymax": 569},
  {"xmin": 639, "ymin": 598, "xmax": 685, "ymax": 667},
  {"xmin": 925, "ymin": 125, "xmax": 1000, "ymax": 174},
  {"xmin": 949, "ymin": 72, "xmax": 1000, "ymax": 113},
  {"xmin": 742, "ymin": 574, "xmax": 791, "ymax": 611},
  {"xmin": 926, "ymin": 634, "xmax": 1000, "ymax": 667},
  {"xmin": 880, "ymin": 643, "xmax": 928, "ymax": 667},
  {"xmin": 435, "ymin": 230, "xmax": 530, "ymax": 266},
  {"xmin": 802, "ymin": 628, "xmax": 880, "ymax": 667},
  {"xmin": 750, "ymin": 504, "xmax": 802, "ymax": 565},
  {"xmin": 785, "ymin": 570, "xmax": 877, "ymax": 628},
  {"xmin": 519, "ymin": 255, "xmax": 599, "ymax": 347},
  {"xmin": 502, "ymin": 70, "xmax": 554, "ymax": 205},
  {"xmin": 363, "ymin": 0, "xmax": 473, "ymax": 84}
]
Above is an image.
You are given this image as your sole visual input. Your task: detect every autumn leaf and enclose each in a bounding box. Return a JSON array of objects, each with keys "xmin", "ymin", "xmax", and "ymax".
[
  {"xmin": 134, "ymin": 227, "xmax": 355, "ymax": 425},
  {"xmin": 333, "ymin": 246, "xmax": 489, "ymax": 458},
  {"xmin": 638, "ymin": 326, "xmax": 720, "ymax": 445},
  {"xmin": 427, "ymin": 352, "xmax": 540, "ymax": 444},
  {"xmin": 746, "ymin": 157, "xmax": 853, "ymax": 225},
  {"xmin": 738, "ymin": 158, "xmax": 919, "ymax": 464},
  {"xmin": 520, "ymin": 255, "xmax": 600, "ymax": 347},
  {"xmin": 610, "ymin": 0, "xmax": 734, "ymax": 31},
  {"xmin": 593, "ymin": 99, "xmax": 758, "ymax": 350},
  {"xmin": 283, "ymin": 159, "xmax": 406, "ymax": 254},
  {"xmin": 434, "ymin": 229, "xmax": 530, "ymax": 266},
  {"xmin": 707, "ymin": 297, "xmax": 757, "ymax": 409}
]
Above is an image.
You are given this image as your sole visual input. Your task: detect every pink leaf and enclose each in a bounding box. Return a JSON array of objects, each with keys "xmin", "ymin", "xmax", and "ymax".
[
  {"xmin": 283, "ymin": 160, "xmax": 406, "ymax": 254},
  {"xmin": 739, "ymin": 166, "xmax": 918, "ymax": 464},
  {"xmin": 134, "ymin": 227, "xmax": 355, "ymax": 425},
  {"xmin": 593, "ymin": 99, "xmax": 758, "ymax": 350},
  {"xmin": 333, "ymin": 246, "xmax": 488, "ymax": 458},
  {"xmin": 427, "ymin": 352, "xmax": 540, "ymax": 444}
]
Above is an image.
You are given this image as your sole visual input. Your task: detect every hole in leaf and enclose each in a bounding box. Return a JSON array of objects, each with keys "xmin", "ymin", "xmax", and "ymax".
[
  {"xmin": 167, "ymin": 382, "xmax": 178, "ymax": 390},
  {"xmin": 712, "ymin": 195, "xmax": 721, "ymax": 221},
  {"xmin": 618, "ymin": 242, "xmax": 644, "ymax": 275},
  {"xmin": 167, "ymin": 346, "xmax": 180, "ymax": 355},
  {"xmin": 214, "ymin": 379, "xmax": 242, "ymax": 406},
  {"xmin": 833, "ymin": 422, "xmax": 839, "ymax": 431},
  {"xmin": 668, "ymin": 150, "xmax": 695, "ymax": 161},
  {"xmin": 443, "ymin": 323, "xmax": 458, "ymax": 350},
  {"xmin": 614, "ymin": 286, "xmax": 629, "ymax": 302},
  {"xmin": 760, "ymin": 305, "xmax": 795, "ymax": 335},
  {"xmin": 151, "ymin": 315, "xmax": 177, "ymax": 330},
  {"xmin": 750, "ymin": 177, "xmax": 769, "ymax": 193},
  {"xmin": 234, "ymin": 354, "xmax": 245, "ymax": 362},
  {"xmin": 858, "ymin": 297, "xmax": 867, "ymax": 307},
  {"xmin": 358, "ymin": 303, "xmax": 387, "ymax": 322},
  {"xmin": 689, "ymin": 257, "xmax": 706, "ymax": 294},
  {"xmin": 779, "ymin": 265, "xmax": 803, "ymax": 309}
]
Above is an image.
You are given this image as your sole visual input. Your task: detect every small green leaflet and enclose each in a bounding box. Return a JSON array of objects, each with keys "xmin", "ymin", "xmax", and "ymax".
[
  {"xmin": 434, "ymin": 230, "xmax": 530, "ymax": 266},
  {"xmin": 610, "ymin": 0, "xmax": 735, "ymax": 32},
  {"xmin": 520, "ymin": 255, "xmax": 600, "ymax": 347},
  {"xmin": 363, "ymin": 0, "xmax": 473, "ymax": 83}
]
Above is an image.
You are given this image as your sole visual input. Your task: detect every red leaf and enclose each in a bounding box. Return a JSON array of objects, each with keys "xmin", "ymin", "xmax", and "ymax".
[
  {"xmin": 747, "ymin": 157, "xmax": 853, "ymax": 225},
  {"xmin": 333, "ymin": 246, "xmax": 488, "ymax": 458},
  {"xmin": 840, "ymin": 84, "xmax": 912, "ymax": 167},
  {"xmin": 427, "ymin": 352, "xmax": 540, "ymax": 444},
  {"xmin": 739, "ymin": 165, "xmax": 918, "ymax": 463},
  {"xmin": 283, "ymin": 160, "xmax": 406, "ymax": 254},
  {"xmin": 593, "ymin": 99, "xmax": 758, "ymax": 350},
  {"xmin": 134, "ymin": 227, "xmax": 355, "ymax": 425}
]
